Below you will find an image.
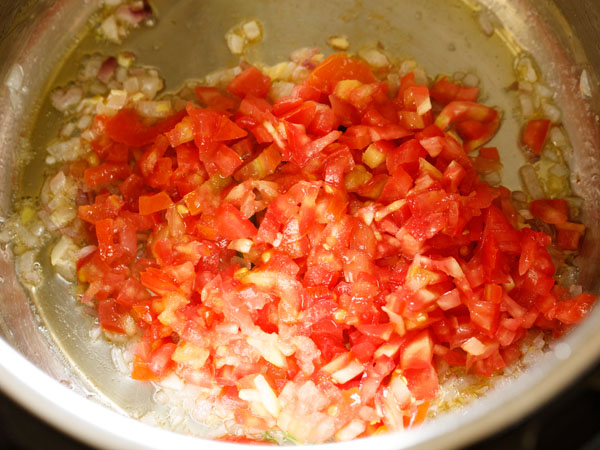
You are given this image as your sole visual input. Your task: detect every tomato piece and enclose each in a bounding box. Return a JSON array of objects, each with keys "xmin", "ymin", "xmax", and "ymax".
[
  {"xmin": 281, "ymin": 101, "xmax": 317, "ymax": 127},
  {"xmin": 217, "ymin": 436, "xmax": 273, "ymax": 445},
  {"xmin": 378, "ymin": 167, "xmax": 413, "ymax": 203},
  {"xmin": 529, "ymin": 199, "xmax": 568, "ymax": 225},
  {"xmin": 96, "ymin": 217, "xmax": 137, "ymax": 265},
  {"xmin": 430, "ymin": 75, "xmax": 479, "ymax": 104},
  {"xmin": 227, "ymin": 66, "xmax": 272, "ymax": 99},
  {"xmin": 465, "ymin": 297, "xmax": 500, "ymax": 335},
  {"xmin": 305, "ymin": 53, "xmax": 376, "ymax": 93},
  {"xmin": 403, "ymin": 85, "xmax": 432, "ymax": 115},
  {"xmin": 215, "ymin": 203, "xmax": 258, "ymax": 240},
  {"xmin": 400, "ymin": 330, "xmax": 433, "ymax": 370},
  {"xmin": 98, "ymin": 298, "xmax": 127, "ymax": 334},
  {"xmin": 434, "ymin": 101, "xmax": 498, "ymax": 130},
  {"xmin": 292, "ymin": 84, "xmax": 322, "ymax": 101},
  {"xmin": 139, "ymin": 191, "xmax": 173, "ymax": 215},
  {"xmin": 522, "ymin": 119, "xmax": 551, "ymax": 154},
  {"xmin": 214, "ymin": 144, "xmax": 243, "ymax": 177},
  {"xmin": 555, "ymin": 293, "xmax": 595, "ymax": 324},
  {"xmin": 148, "ymin": 343, "xmax": 177, "ymax": 377},
  {"xmin": 165, "ymin": 116, "xmax": 194, "ymax": 147},
  {"xmin": 309, "ymin": 103, "xmax": 336, "ymax": 136},
  {"xmin": 556, "ymin": 221, "xmax": 585, "ymax": 250},
  {"xmin": 186, "ymin": 105, "xmax": 247, "ymax": 147},
  {"xmin": 78, "ymin": 194, "xmax": 124, "ymax": 224},
  {"xmin": 195, "ymin": 86, "xmax": 237, "ymax": 111},
  {"xmin": 104, "ymin": 109, "xmax": 156, "ymax": 146},
  {"xmin": 84, "ymin": 163, "xmax": 131, "ymax": 187},
  {"xmin": 234, "ymin": 143, "xmax": 281, "ymax": 181},
  {"xmin": 339, "ymin": 125, "xmax": 372, "ymax": 150},
  {"xmin": 272, "ymin": 96, "xmax": 303, "ymax": 116},
  {"xmin": 404, "ymin": 364, "xmax": 438, "ymax": 401}
]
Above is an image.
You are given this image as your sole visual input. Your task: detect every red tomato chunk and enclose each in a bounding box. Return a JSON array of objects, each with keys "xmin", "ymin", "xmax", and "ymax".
[{"xmin": 72, "ymin": 54, "xmax": 593, "ymax": 443}]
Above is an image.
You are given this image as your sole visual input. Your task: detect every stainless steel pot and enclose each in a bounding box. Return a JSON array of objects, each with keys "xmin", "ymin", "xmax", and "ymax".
[{"xmin": 0, "ymin": 1, "xmax": 598, "ymax": 449}]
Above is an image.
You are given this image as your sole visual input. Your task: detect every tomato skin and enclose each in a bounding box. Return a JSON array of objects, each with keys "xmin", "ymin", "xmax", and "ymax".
[
  {"xmin": 227, "ymin": 66, "xmax": 272, "ymax": 99},
  {"xmin": 522, "ymin": 119, "xmax": 551, "ymax": 154}
]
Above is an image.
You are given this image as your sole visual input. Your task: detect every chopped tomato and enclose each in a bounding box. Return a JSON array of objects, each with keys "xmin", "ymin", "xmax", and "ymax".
[
  {"xmin": 84, "ymin": 163, "xmax": 131, "ymax": 187},
  {"xmin": 98, "ymin": 298, "xmax": 128, "ymax": 334},
  {"xmin": 530, "ymin": 199, "xmax": 568, "ymax": 225},
  {"xmin": 227, "ymin": 66, "xmax": 272, "ymax": 99},
  {"xmin": 556, "ymin": 222, "xmax": 586, "ymax": 250},
  {"xmin": 306, "ymin": 53, "xmax": 376, "ymax": 93},
  {"xmin": 430, "ymin": 75, "xmax": 479, "ymax": 104},
  {"xmin": 522, "ymin": 119, "xmax": 551, "ymax": 154},
  {"xmin": 215, "ymin": 203, "xmax": 258, "ymax": 240},
  {"xmin": 139, "ymin": 191, "xmax": 173, "ymax": 215},
  {"xmin": 68, "ymin": 52, "xmax": 593, "ymax": 444}
]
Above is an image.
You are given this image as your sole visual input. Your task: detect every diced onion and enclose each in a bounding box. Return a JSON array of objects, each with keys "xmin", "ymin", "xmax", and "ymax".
[
  {"xmin": 331, "ymin": 359, "xmax": 364, "ymax": 384},
  {"xmin": 519, "ymin": 164, "xmax": 545, "ymax": 200},
  {"xmin": 515, "ymin": 56, "xmax": 537, "ymax": 83},
  {"xmin": 50, "ymin": 235, "xmax": 79, "ymax": 281},
  {"xmin": 100, "ymin": 16, "xmax": 120, "ymax": 43},
  {"xmin": 461, "ymin": 337, "xmax": 486, "ymax": 356},
  {"xmin": 518, "ymin": 93, "xmax": 534, "ymax": 118},
  {"xmin": 226, "ymin": 31, "xmax": 245, "ymax": 55},
  {"xmin": 358, "ymin": 48, "xmax": 389, "ymax": 70},
  {"xmin": 51, "ymin": 86, "xmax": 83, "ymax": 112},
  {"xmin": 335, "ymin": 420, "xmax": 365, "ymax": 441},
  {"xmin": 227, "ymin": 239, "xmax": 253, "ymax": 253},
  {"xmin": 327, "ymin": 35, "xmax": 350, "ymax": 51},
  {"xmin": 241, "ymin": 20, "xmax": 262, "ymax": 41}
]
